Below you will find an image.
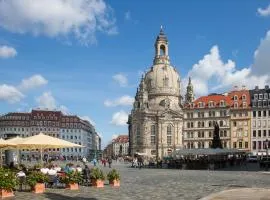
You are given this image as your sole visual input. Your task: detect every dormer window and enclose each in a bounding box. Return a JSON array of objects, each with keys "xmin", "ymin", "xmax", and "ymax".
[
  {"xmin": 208, "ymin": 101, "xmax": 214, "ymax": 108},
  {"xmin": 234, "ymin": 102, "xmax": 238, "ymax": 108},
  {"xmin": 264, "ymin": 93, "xmax": 268, "ymax": 99},
  {"xmin": 234, "ymin": 95, "xmax": 238, "ymax": 101},
  {"xmin": 259, "ymin": 94, "xmax": 263, "ymax": 99},
  {"xmin": 198, "ymin": 102, "xmax": 204, "ymax": 108},
  {"xmin": 220, "ymin": 100, "xmax": 225, "ymax": 107},
  {"xmin": 242, "ymin": 94, "xmax": 246, "ymax": 101}
]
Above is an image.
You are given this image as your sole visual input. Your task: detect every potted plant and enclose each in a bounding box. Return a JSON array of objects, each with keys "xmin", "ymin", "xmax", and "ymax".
[
  {"xmin": 59, "ymin": 171, "xmax": 82, "ymax": 190},
  {"xmin": 107, "ymin": 169, "xmax": 120, "ymax": 187},
  {"xmin": 27, "ymin": 171, "xmax": 48, "ymax": 193},
  {"xmin": 90, "ymin": 168, "xmax": 105, "ymax": 188},
  {"xmin": 0, "ymin": 168, "xmax": 18, "ymax": 198}
]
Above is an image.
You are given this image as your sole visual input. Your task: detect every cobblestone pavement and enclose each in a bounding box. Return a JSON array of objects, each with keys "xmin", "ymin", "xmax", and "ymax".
[{"xmin": 12, "ymin": 163, "xmax": 270, "ymax": 200}]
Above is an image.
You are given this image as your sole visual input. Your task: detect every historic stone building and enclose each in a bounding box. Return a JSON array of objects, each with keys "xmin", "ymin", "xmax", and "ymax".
[
  {"xmin": 250, "ymin": 85, "xmax": 270, "ymax": 155},
  {"xmin": 128, "ymin": 28, "xmax": 184, "ymax": 159},
  {"xmin": 183, "ymin": 93, "xmax": 231, "ymax": 149},
  {"xmin": 228, "ymin": 88, "xmax": 251, "ymax": 151}
]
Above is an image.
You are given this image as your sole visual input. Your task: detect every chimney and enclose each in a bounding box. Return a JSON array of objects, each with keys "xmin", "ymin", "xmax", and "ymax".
[
  {"xmin": 265, "ymin": 85, "xmax": 269, "ymax": 90},
  {"xmin": 255, "ymin": 86, "xmax": 259, "ymax": 90}
]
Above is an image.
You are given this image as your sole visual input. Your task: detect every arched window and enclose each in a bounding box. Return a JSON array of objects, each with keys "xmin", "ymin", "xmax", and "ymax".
[
  {"xmin": 160, "ymin": 44, "xmax": 166, "ymax": 56},
  {"xmin": 150, "ymin": 125, "xmax": 156, "ymax": 145},
  {"xmin": 242, "ymin": 94, "xmax": 246, "ymax": 100},
  {"xmin": 209, "ymin": 121, "xmax": 212, "ymax": 127},
  {"xmin": 198, "ymin": 121, "xmax": 201, "ymax": 128},
  {"xmin": 234, "ymin": 95, "xmax": 238, "ymax": 101},
  {"xmin": 234, "ymin": 102, "xmax": 238, "ymax": 108},
  {"xmin": 187, "ymin": 122, "xmax": 190, "ymax": 128},
  {"xmin": 167, "ymin": 125, "xmax": 172, "ymax": 145}
]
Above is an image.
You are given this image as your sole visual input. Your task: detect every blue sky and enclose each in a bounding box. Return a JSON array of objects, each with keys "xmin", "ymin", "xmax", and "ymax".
[{"xmin": 0, "ymin": 1, "xmax": 270, "ymax": 147}]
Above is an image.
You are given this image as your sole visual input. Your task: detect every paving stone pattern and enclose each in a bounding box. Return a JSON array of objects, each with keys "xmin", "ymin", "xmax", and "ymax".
[{"xmin": 13, "ymin": 163, "xmax": 270, "ymax": 200}]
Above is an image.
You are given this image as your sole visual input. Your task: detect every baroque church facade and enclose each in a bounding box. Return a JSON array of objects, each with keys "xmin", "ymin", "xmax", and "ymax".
[{"xmin": 128, "ymin": 28, "xmax": 193, "ymax": 159}]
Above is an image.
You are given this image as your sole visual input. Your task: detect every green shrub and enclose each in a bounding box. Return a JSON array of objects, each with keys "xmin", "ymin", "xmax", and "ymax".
[
  {"xmin": 90, "ymin": 168, "xmax": 105, "ymax": 181},
  {"xmin": 26, "ymin": 171, "xmax": 48, "ymax": 188},
  {"xmin": 107, "ymin": 169, "xmax": 120, "ymax": 182},
  {"xmin": 59, "ymin": 171, "xmax": 82, "ymax": 184},
  {"xmin": 0, "ymin": 168, "xmax": 18, "ymax": 191}
]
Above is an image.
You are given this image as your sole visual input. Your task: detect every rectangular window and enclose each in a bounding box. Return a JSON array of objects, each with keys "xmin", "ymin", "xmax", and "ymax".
[
  {"xmin": 150, "ymin": 125, "xmax": 156, "ymax": 145},
  {"xmin": 264, "ymin": 130, "xmax": 267, "ymax": 137},
  {"xmin": 253, "ymin": 130, "xmax": 256, "ymax": 137},
  {"xmin": 258, "ymin": 111, "xmax": 262, "ymax": 117},
  {"xmin": 258, "ymin": 130, "xmax": 261, "ymax": 137},
  {"xmin": 233, "ymin": 142, "xmax": 237, "ymax": 148},
  {"xmin": 253, "ymin": 111, "xmax": 256, "ymax": 117},
  {"xmin": 252, "ymin": 141, "xmax": 256, "ymax": 150},
  {"xmin": 258, "ymin": 141, "xmax": 262, "ymax": 149},
  {"xmin": 264, "ymin": 111, "xmax": 267, "ymax": 117},
  {"xmin": 239, "ymin": 142, "xmax": 242, "ymax": 149},
  {"xmin": 245, "ymin": 142, "xmax": 248, "ymax": 149},
  {"xmin": 167, "ymin": 126, "xmax": 172, "ymax": 145}
]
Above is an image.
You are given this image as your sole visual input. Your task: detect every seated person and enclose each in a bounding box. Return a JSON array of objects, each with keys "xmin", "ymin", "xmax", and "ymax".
[
  {"xmin": 54, "ymin": 165, "xmax": 61, "ymax": 172},
  {"xmin": 40, "ymin": 165, "xmax": 49, "ymax": 174},
  {"xmin": 76, "ymin": 165, "xmax": 82, "ymax": 172}
]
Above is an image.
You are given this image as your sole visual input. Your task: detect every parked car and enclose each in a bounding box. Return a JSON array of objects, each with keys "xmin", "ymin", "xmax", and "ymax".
[{"xmin": 247, "ymin": 155, "xmax": 258, "ymax": 163}]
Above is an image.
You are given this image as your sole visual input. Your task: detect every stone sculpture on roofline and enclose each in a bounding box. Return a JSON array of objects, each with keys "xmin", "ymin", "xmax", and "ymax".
[{"xmin": 211, "ymin": 121, "xmax": 223, "ymax": 149}]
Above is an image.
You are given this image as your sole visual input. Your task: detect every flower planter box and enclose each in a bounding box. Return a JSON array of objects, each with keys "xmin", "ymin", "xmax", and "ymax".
[
  {"xmin": 33, "ymin": 183, "xmax": 45, "ymax": 194},
  {"xmin": 0, "ymin": 189, "xmax": 14, "ymax": 198},
  {"xmin": 91, "ymin": 179, "xmax": 104, "ymax": 188},
  {"xmin": 66, "ymin": 183, "xmax": 79, "ymax": 190},
  {"xmin": 109, "ymin": 180, "xmax": 120, "ymax": 187}
]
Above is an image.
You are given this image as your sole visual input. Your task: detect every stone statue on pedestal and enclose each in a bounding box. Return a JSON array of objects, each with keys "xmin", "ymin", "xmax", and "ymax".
[{"xmin": 211, "ymin": 121, "xmax": 223, "ymax": 149}]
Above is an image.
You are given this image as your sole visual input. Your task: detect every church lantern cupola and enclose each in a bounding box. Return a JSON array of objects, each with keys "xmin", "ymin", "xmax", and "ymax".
[{"xmin": 154, "ymin": 26, "xmax": 170, "ymax": 65}]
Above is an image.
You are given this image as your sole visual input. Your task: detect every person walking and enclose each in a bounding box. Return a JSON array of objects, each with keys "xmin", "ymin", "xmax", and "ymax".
[{"xmin": 108, "ymin": 157, "xmax": 112, "ymax": 168}]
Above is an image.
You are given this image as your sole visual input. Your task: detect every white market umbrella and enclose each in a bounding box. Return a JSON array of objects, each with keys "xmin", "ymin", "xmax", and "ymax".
[{"xmin": 16, "ymin": 133, "xmax": 84, "ymax": 163}]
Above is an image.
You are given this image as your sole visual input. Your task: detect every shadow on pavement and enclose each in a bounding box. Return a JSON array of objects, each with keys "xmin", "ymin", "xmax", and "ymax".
[{"xmin": 45, "ymin": 192, "xmax": 98, "ymax": 200}]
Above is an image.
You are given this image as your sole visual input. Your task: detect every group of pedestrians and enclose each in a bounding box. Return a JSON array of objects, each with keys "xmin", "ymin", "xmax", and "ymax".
[
  {"xmin": 132, "ymin": 156, "xmax": 144, "ymax": 169},
  {"xmin": 101, "ymin": 157, "xmax": 112, "ymax": 168}
]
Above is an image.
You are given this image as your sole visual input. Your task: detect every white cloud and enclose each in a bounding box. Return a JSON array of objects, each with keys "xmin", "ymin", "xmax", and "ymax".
[
  {"xmin": 111, "ymin": 134, "xmax": 118, "ymax": 140},
  {"xmin": 80, "ymin": 116, "xmax": 96, "ymax": 126},
  {"xmin": 0, "ymin": 45, "xmax": 17, "ymax": 58},
  {"xmin": 253, "ymin": 31, "xmax": 270, "ymax": 76},
  {"xmin": 104, "ymin": 95, "xmax": 134, "ymax": 107},
  {"xmin": 124, "ymin": 11, "xmax": 131, "ymax": 20},
  {"xmin": 0, "ymin": 0, "xmax": 117, "ymax": 45},
  {"xmin": 113, "ymin": 73, "xmax": 128, "ymax": 87},
  {"xmin": 59, "ymin": 105, "xmax": 69, "ymax": 115},
  {"xmin": 0, "ymin": 84, "xmax": 24, "ymax": 103},
  {"xmin": 258, "ymin": 4, "xmax": 270, "ymax": 17},
  {"xmin": 36, "ymin": 91, "xmax": 57, "ymax": 110},
  {"xmin": 186, "ymin": 42, "xmax": 270, "ymax": 96},
  {"xmin": 110, "ymin": 110, "xmax": 128, "ymax": 126},
  {"xmin": 19, "ymin": 74, "xmax": 48, "ymax": 90}
]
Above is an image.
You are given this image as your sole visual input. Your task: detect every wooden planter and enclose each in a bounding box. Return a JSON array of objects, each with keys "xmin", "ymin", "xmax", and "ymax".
[
  {"xmin": 0, "ymin": 189, "xmax": 14, "ymax": 198},
  {"xmin": 91, "ymin": 179, "xmax": 104, "ymax": 188},
  {"xmin": 66, "ymin": 183, "xmax": 79, "ymax": 190},
  {"xmin": 33, "ymin": 183, "xmax": 45, "ymax": 194},
  {"xmin": 109, "ymin": 179, "xmax": 120, "ymax": 187}
]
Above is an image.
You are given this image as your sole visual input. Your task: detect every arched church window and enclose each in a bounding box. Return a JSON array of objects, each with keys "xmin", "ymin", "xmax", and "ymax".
[
  {"xmin": 150, "ymin": 125, "xmax": 156, "ymax": 145},
  {"xmin": 160, "ymin": 44, "xmax": 166, "ymax": 56},
  {"xmin": 136, "ymin": 126, "xmax": 141, "ymax": 145},
  {"xmin": 167, "ymin": 125, "xmax": 172, "ymax": 145}
]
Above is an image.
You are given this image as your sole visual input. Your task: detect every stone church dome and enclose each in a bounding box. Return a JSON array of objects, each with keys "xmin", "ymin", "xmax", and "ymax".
[{"xmin": 144, "ymin": 28, "xmax": 181, "ymax": 97}]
